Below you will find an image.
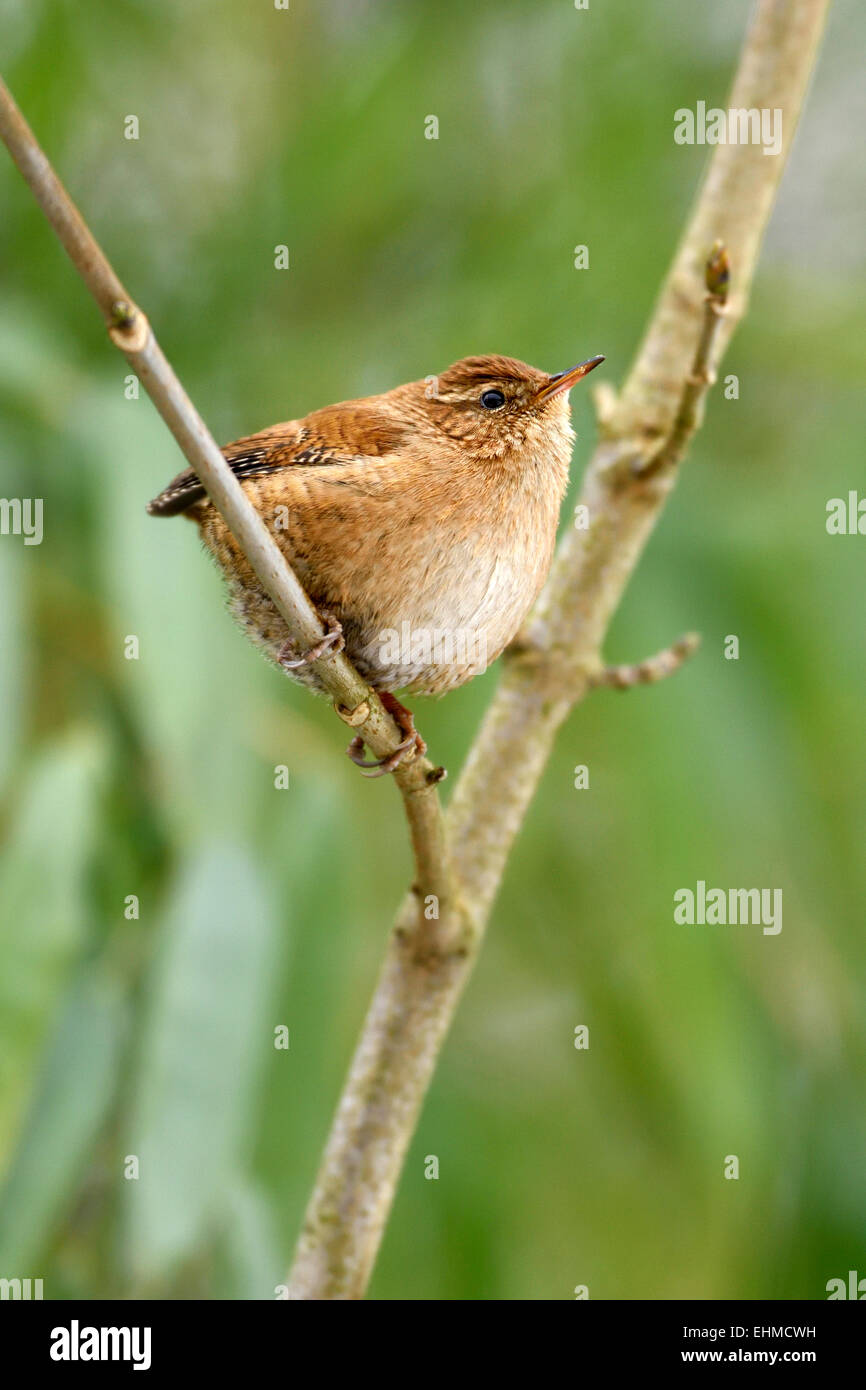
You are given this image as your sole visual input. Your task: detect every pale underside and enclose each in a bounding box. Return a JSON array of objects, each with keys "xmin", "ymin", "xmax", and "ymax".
[{"xmin": 191, "ymin": 447, "xmax": 568, "ymax": 697}]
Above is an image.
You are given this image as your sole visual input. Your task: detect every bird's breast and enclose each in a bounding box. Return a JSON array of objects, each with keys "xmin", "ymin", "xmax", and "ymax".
[
  {"xmin": 349, "ymin": 485, "xmax": 560, "ymax": 693},
  {"xmin": 196, "ymin": 445, "xmax": 566, "ymax": 696}
]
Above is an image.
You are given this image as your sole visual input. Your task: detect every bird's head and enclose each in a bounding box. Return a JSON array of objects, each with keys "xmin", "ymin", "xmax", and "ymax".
[{"xmin": 402, "ymin": 353, "xmax": 605, "ymax": 462}]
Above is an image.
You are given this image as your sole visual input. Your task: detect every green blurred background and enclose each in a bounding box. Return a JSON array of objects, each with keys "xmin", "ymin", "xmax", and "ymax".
[{"xmin": 0, "ymin": 0, "xmax": 863, "ymax": 1300}]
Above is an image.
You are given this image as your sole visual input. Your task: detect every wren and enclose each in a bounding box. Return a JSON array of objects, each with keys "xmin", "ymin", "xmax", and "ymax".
[{"xmin": 148, "ymin": 352, "xmax": 604, "ymax": 773}]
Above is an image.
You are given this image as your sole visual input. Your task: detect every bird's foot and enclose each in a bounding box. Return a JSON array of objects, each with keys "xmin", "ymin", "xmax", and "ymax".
[
  {"xmin": 278, "ymin": 609, "xmax": 345, "ymax": 669},
  {"xmin": 346, "ymin": 691, "xmax": 428, "ymax": 778}
]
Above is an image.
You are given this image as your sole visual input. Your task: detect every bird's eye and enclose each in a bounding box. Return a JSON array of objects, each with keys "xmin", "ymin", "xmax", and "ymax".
[{"xmin": 480, "ymin": 388, "xmax": 506, "ymax": 411}]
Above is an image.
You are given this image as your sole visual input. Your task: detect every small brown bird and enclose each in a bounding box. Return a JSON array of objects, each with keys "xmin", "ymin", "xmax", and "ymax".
[{"xmin": 148, "ymin": 352, "xmax": 604, "ymax": 773}]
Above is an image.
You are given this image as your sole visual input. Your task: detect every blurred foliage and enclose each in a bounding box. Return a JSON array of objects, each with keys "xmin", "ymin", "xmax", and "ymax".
[{"xmin": 0, "ymin": 0, "xmax": 864, "ymax": 1300}]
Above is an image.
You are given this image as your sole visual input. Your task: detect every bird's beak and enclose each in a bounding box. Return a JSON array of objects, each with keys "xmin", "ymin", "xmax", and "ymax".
[{"xmin": 534, "ymin": 354, "xmax": 605, "ymax": 403}]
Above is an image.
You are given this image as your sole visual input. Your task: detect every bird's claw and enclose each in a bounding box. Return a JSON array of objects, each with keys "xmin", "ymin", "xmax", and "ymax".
[
  {"xmin": 278, "ymin": 611, "xmax": 344, "ymax": 669},
  {"xmin": 345, "ymin": 692, "xmax": 430, "ymax": 778},
  {"xmin": 346, "ymin": 731, "xmax": 424, "ymax": 777}
]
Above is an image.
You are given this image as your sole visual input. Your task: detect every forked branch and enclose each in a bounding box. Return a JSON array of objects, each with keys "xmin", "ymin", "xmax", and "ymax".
[
  {"xmin": 286, "ymin": 0, "xmax": 831, "ymax": 1300},
  {"xmin": 0, "ymin": 0, "xmax": 832, "ymax": 1303}
]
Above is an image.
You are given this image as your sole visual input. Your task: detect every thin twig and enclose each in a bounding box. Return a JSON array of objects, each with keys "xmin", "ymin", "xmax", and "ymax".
[
  {"xmin": 593, "ymin": 632, "xmax": 701, "ymax": 691},
  {"xmin": 636, "ymin": 242, "xmax": 730, "ymax": 481},
  {"xmin": 0, "ymin": 74, "xmax": 457, "ymax": 937},
  {"xmin": 287, "ymin": 0, "xmax": 831, "ymax": 1299}
]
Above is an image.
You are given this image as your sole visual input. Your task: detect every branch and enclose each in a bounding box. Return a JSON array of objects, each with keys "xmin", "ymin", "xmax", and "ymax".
[
  {"xmin": 593, "ymin": 631, "xmax": 701, "ymax": 691},
  {"xmin": 0, "ymin": 75, "xmax": 457, "ymax": 939},
  {"xmin": 636, "ymin": 243, "xmax": 729, "ymax": 481},
  {"xmin": 286, "ymin": 0, "xmax": 831, "ymax": 1299}
]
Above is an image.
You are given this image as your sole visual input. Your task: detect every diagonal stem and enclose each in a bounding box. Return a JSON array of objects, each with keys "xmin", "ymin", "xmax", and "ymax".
[{"xmin": 0, "ymin": 73, "xmax": 455, "ymax": 936}]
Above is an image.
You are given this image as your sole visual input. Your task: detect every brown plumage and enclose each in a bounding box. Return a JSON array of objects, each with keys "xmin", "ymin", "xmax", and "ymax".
[{"xmin": 148, "ymin": 353, "xmax": 604, "ymax": 708}]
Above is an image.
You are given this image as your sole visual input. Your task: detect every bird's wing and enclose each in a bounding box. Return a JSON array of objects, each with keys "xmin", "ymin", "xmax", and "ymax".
[{"xmin": 147, "ymin": 403, "xmax": 406, "ymax": 517}]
